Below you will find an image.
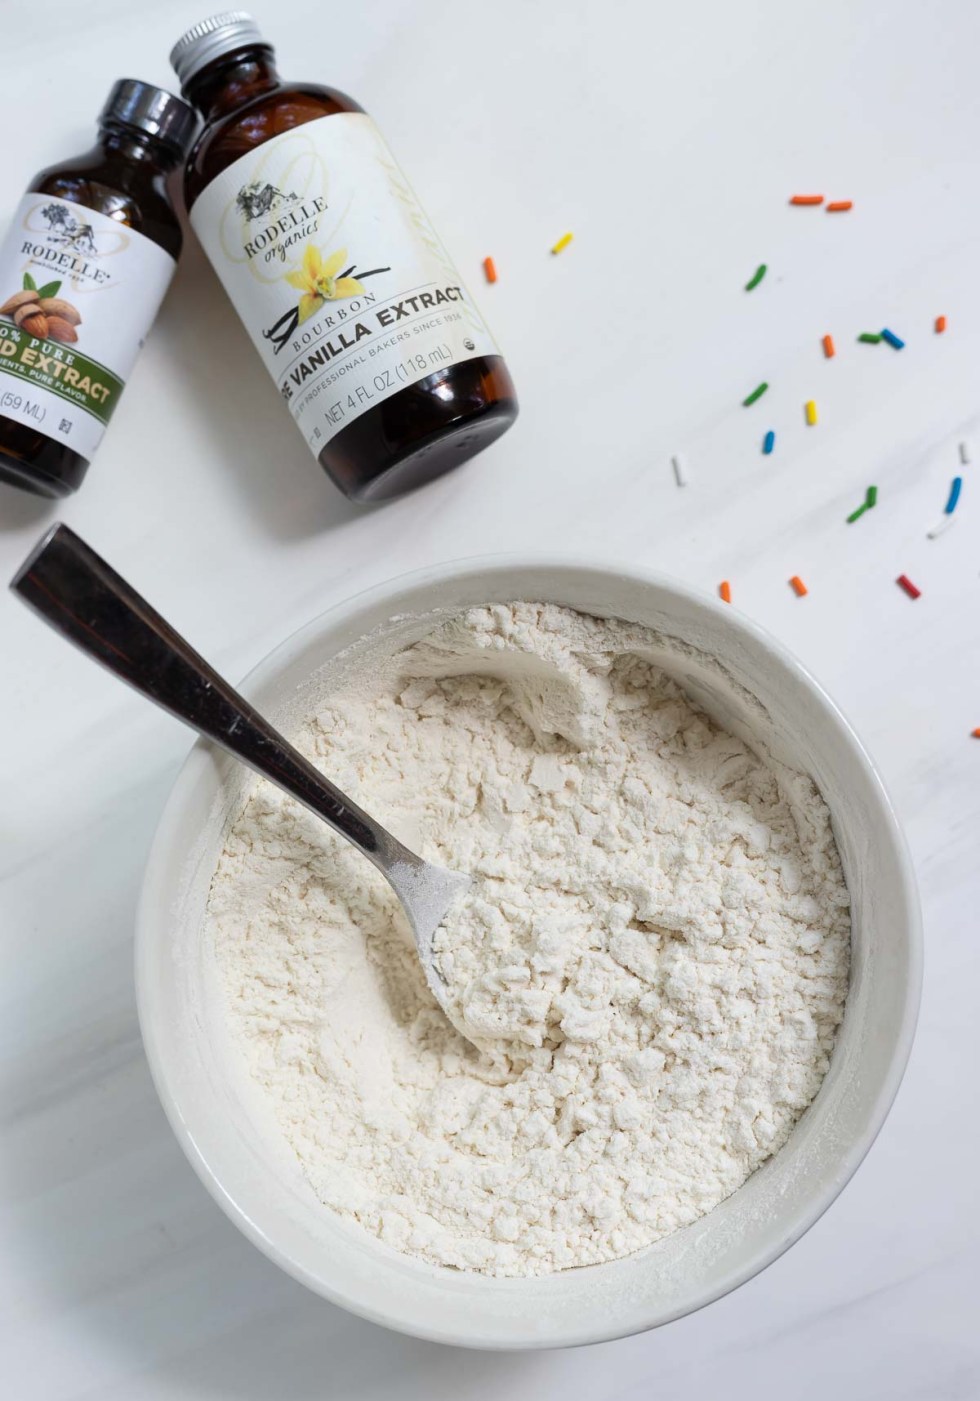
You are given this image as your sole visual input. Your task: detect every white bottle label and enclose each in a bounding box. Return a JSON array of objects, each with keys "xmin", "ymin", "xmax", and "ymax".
[
  {"xmin": 189, "ymin": 112, "xmax": 500, "ymax": 455},
  {"xmin": 0, "ymin": 194, "xmax": 175, "ymax": 460}
]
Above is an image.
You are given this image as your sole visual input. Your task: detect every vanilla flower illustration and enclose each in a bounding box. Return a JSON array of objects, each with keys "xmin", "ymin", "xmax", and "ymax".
[{"xmin": 286, "ymin": 245, "xmax": 364, "ymax": 322}]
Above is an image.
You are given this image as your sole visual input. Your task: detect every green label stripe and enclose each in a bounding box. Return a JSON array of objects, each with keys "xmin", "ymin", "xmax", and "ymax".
[{"xmin": 0, "ymin": 330, "xmax": 124, "ymax": 426}]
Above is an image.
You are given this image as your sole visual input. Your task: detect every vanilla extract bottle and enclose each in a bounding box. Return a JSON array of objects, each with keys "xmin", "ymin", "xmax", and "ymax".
[{"xmin": 172, "ymin": 11, "xmax": 518, "ymax": 502}]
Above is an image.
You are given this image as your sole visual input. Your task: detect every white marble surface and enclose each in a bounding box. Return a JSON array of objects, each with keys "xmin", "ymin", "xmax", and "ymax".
[{"xmin": 2, "ymin": 0, "xmax": 979, "ymax": 1395}]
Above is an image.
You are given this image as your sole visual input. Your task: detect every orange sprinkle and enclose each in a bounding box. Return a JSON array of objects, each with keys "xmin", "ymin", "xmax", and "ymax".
[
  {"xmin": 973, "ymin": 728, "xmax": 980, "ymax": 738},
  {"xmin": 822, "ymin": 334, "xmax": 835, "ymax": 359},
  {"xmin": 482, "ymin": 256, "xmax": 497, "ymax": 284},
  {"xmin": 826, "ymin": 200, "xmax": 853, "ymax": 212},
  {"xmin": 935, "ymin": 315, "xmax": 947, "ymax": 334},
  {"xmin": 790, "ymin": 195, "xmax": 824, "ymax": 206},
  {"xmin": 719, "ymin": 581, "xmax": 732, "ymax": 604},
  {"xmin": 789, "ymin": 575, "xmax": 808, "ymax": 597}
]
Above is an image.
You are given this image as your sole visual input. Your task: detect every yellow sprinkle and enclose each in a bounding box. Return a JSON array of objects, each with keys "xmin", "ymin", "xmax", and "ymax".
[
  {"xmin": 805, "ymin": 399, "xmax": 818, "ymax": 426},
  {"xmin": 551, "ymin": 232, "xmax": 574, "ymax": 255}
]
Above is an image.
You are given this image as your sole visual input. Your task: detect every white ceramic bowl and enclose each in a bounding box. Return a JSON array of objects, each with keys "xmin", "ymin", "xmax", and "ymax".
[{"xmin": 136, "ymin": 558, "xmax": 921, "ymax": 1350}]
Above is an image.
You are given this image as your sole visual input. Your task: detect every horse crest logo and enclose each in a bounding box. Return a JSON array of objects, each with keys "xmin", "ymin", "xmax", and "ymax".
[
  {"xmin": 235, "ymin": 181, "xmax": 300, "ymax": 223},
  {"xmin": 39, "ymin": 203, "xmax": 98, "ymax": 254}
]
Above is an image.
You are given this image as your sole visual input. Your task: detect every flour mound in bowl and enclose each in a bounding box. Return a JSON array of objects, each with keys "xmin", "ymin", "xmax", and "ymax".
[{"xmin": 207, "ymin": 603, "xmax": 850, "ymax": 1277}]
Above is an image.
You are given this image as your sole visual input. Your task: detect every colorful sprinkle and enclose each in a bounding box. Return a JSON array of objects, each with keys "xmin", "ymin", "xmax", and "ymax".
[
  {"xmin": 805, "ymin": 399, "xmax": 818, "ymax": 426},
  {"xmin": 945, "ymin": 476, "xmax": 963, "ymax": 514},
  {"xmin": 742, "ymin": 382, "xmax": 769, "ymax": 407},
  {"xmin": 881, "ymin": 328, "xmax": 905, "ymax": 350},
  {"xmin": 482, "ymin": 256, "xmax": 497, "ymax": 284},
  {"xmin": 672, "ymin": 454, "xmax": 688, "ymax": 487},
  {"xmin": 959, "ymin": 441, "xmax": 971, "ymax": 465},
  {"xmin": 745, "ymin": 263, "xmax": 767, "ymax": 292},
  {"xmin": 790, "ymin": 195, "xmax": 824, "ymax": 206},
  {"xmin": 789, "ymin": 575, "xmax": 808, "ymax": 597},
  {"xmin": 763, "ymin": 429, "xmax": 775, "ymax": 455},
  {"xmin": 973, "ymin": 728, "xmax": 980, "ymax": 739},
  {"xmin": 826, "ymin": 200, "xmax": 853, "ymax": 212},
  {"xmin": 719, "ymin": 581, "xmax": 732, "ymax": 604},
  {"xmin": 822, "ymin": 334, "xmax": 835, "ymax": 359},
  {"xmin": 551, "ymin": 232, "xmax": 573, "ymax": 255},
  {"xmin": 935, "ymin": 315, "xmax": 947, "ymax": 334},
  {"xmin": 846, "ymin": 485, "xmax": 877, "ymax": 523},
  {"xmin": 897, "ymin": 574, "xmax": 921, "ymax": 600},
  {"xmin": 858, "ymin": 332, "xmax": 882, "ymax": 344},
  {"xmin": 927, "ymin": 514, "xmax": 956, "ymax": 539}
]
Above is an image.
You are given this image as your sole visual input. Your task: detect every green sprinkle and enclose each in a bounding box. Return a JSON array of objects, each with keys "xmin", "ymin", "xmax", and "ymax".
[
  {"xmin": 858, "ymin": 332, "xmax": 882, "ymax": 344},
  {"xmin": 745, "ymin": 263, "xmax": 767, "ymax": 292},
  {"xmin": 742, "ymin": 381, "xmax": 769, "ymax": 407},
  {"xmin": 847, "ymin": 484, "xmax": 878, "ymax": 523}
]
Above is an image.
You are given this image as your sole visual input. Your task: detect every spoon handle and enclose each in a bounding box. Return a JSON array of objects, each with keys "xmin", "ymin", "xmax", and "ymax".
[{"xmin": 11, "ymin": 523, "xmax": 403, "ymax": 868}]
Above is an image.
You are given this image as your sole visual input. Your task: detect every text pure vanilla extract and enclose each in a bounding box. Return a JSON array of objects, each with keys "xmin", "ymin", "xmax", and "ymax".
[{"xmin": 171, "ymin": 12, "xmax": 518, "ymax": 503}]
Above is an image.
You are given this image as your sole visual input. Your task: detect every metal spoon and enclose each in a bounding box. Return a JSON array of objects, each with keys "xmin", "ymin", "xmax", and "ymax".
[{"xmin": 11, "ymin": 523, "xmax": 470, "ymax": 1022}]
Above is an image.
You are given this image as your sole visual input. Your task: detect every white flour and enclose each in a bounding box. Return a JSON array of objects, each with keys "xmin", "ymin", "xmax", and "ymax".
[{"xmin": 207, "ymin": 604, "xmax": 850, "ymax": 1276}]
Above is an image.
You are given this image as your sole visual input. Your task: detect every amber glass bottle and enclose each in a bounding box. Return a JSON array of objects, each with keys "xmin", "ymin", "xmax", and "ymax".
[
  {"xmin": 173, "ymin": 13, "xmax": 518, "ymax": 502},
  {"xmin": 0, "ymin": 81, "xmax": 195, "ymax": 497}
]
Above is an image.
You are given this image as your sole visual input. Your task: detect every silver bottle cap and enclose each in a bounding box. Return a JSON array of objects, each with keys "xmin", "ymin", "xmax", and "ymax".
[
  {"xmin": 99, "ymin": 79, "xmax": 198, "ymax": 157},
  {"xmin": 170, "ymin": 12, "xmax": 267, "ymax": 87}
]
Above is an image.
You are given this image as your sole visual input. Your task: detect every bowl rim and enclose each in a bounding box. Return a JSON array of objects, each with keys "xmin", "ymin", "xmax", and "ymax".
[{"xmin": 135, "ymin": 553, "xmax": 923, "ymax": 1349}]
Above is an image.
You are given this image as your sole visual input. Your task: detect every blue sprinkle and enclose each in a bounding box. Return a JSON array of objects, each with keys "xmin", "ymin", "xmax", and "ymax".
[
  {"xmin": 945, "ymin": 475, "xmax": 963, "ymax": 514},
  {"xmin": 881, "ymin": 327, "xmax": 905, "ymax": 349},
  {"xmin": 763, "ymin": 429, "xmax": 775, "ymax": 455}
]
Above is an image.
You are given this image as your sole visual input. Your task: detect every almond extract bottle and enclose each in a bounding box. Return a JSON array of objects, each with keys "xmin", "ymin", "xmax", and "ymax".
[
  {"xmin": 171, "ymin": 12, "xmax": 518, "ymax": 502},
  {"xmin": 0, "ymin": 81, "xmax": 196, "ymax": 497}
]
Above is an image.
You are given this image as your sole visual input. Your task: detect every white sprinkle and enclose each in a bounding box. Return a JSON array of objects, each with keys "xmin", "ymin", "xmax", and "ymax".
[
  {"xmin": 959, "ymin": 441, "xmax": 971, "ymax": 465},
  {"xmin": 671, "ymin": 454, "xmax": 688, "ymax": 487},
  {"xmin": 927, "ymin": 514, "xmax": 957, "ymax": 539}
]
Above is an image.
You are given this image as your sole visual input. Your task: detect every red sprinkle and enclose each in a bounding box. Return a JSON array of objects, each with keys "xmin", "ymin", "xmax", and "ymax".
[
  {"xmin": 719, "ymin": 580, "xmax": 732, "ymax": 604},
  {"xmin": 826, "ymin": 200, "xmax": 853, "ymax": 212},
  {"xmin": 897, "ymin": 574, "xmax": 921, "ymax": 600},
  {"xmin": 482, "ymin": 256, "xmax": 497, "ymax": 284},
  {"xmin": 822, "ymin": 334, "xmax": 835, "ymax": 359},
  {"xmin": 790, "ymin": 195, "xmax": 824, "ymax": 206},
  {"xmin": 935, "ymin": 315, "xmax": 947, "ymax": 334},
  {"xmin": 789, "ymin": 575, "xmax": 808, "ymax": 597}
]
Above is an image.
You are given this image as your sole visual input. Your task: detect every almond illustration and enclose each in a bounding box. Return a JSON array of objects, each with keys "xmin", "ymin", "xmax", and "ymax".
[
  {"xmin": 13, "ymin": 299, "xmax": 43, "ymax": 323},
  {"xmin": 0, "ymin": 289, "xmax": 41, "ymax": 317},
  {"xmin": 38, "ymin": 297, "xmax": 81, "ymax": 326},
  {"xmin": 45, "ymin": 316, "xmax": 78, "ymax": 343},
  {"xmin": 13, "ymin": 304, "xmax": 48, "ymax": 338}
]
